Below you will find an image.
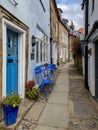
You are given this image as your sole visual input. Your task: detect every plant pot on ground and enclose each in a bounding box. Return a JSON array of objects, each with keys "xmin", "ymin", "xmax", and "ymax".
[
  {"xmin": 26, "ymin": 87, "xmax": 39, "ymax": 99},
  {"xmin": 26, "ymin": 80, "xmax": 39, "ymax": 99},
  {"xmin": 2, "ymin": 93, "xmax": 22, "ymax": 126}
]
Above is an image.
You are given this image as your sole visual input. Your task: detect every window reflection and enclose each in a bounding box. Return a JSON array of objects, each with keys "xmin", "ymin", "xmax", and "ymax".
[{"xmin": 7, "ymin": 32, "xmax": 16, "ymax": 56}]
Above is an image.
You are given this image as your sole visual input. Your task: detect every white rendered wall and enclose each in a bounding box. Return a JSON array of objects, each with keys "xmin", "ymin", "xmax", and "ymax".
[{"xmin": 0, "ymin": 0, "xmax": 50, "ymax": 80}]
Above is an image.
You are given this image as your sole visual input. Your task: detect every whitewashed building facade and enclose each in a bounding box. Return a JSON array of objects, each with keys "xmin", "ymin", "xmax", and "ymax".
[
  {"xmin": 82, "ymin": 0, "xmax": 98, "ymax": 100},
  {"xmin": 0, "ymin": 0, "xmax": 50, "ymax": 99}
]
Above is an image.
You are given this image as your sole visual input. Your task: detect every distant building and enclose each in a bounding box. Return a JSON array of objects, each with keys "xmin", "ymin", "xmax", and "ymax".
[
  {"xmin": 68, "ymin": 22, "xmax": 79, "ymax": 62},
  {"xmin": 58, "ymin": 17, "xmax": 68, "ymax": 64},
  {"xmin": 51, "ymin": 0, "xmax": 68, "ymax": 65},
  {"xmin": 50, "ymin": 0, "xmax": 59, "ymax": 65}
]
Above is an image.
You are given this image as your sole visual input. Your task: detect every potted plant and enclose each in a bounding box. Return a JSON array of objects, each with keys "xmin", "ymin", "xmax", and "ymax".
[
  {"xmin": 2, "ymin": 93, "xmax": 22, "ymax": 126},
  {"xmin": 26, "ymin": 80, "xmax": 36, "ymax": 90},
  {"xmin": 26, "ymin": 80, "xmax": 39, "ymax": 99},
  {"xmin": 26, "ymin": 87, "xmax": 39, "ymax": 99}
]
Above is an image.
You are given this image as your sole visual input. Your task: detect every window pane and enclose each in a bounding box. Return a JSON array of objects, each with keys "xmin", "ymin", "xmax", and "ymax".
[
  {"xmin": 46, "ymin": 45, "xmax": 48, "ymax": 62},
  {"xmin": 40, "ymin": 41, "xmax": 42, "ymax": 62},
  {"xmin": 44, "ymin": 43, "xmax": 46, "ymax": 62},
  {"xmin": 36, "ymin": 41, "xmax": 39, "ymax": 63}
]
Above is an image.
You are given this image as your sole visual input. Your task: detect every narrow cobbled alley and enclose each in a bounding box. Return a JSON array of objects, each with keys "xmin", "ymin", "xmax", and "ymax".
[
  {"xmin": 69, "ymin": 63, "xmax": 98, "ymax": 130},
  {"xmin": 16, "ymin": 63, "xmax": 69, "ymax": 130},
  {"xmin": 1, "ymin": 62, "xmax": 98, "ymax": 130}
]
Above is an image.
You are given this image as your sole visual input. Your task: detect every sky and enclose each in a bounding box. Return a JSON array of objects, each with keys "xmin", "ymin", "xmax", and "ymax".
[{"xmin": 56, "ymin": 0, "xmax": 83, "ymax": 30}]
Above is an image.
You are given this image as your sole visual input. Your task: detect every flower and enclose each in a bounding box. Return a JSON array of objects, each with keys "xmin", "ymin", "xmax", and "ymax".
[
  {"xmin": 2, "ymin": 93, "xmax": 22, "ymax": 107},
  {"xmin": 26, "ymin": 87, "xmax": 39, "ymax": 99}
]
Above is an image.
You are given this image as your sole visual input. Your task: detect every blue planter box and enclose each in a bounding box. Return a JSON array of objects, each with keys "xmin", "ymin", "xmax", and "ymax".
[{"xmin": 3, "ymin": 105, "xmax": 18, "ymax": 126}]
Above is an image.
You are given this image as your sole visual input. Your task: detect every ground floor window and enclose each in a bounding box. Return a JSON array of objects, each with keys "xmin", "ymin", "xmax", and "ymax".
[
  {"xmin": 60, "ymin": 46, "xmax": 63, "ymax": 58},
  {"xmin": 36, "ymin": 25, "xmax": 49, "ymax": 64},
  {"xmin": 36, "ymin": 38, "xmax": 48, "ymax": 64},
  {"xmin": 36, "ymin": 25, "xmax": 48, "ymax": 64}
]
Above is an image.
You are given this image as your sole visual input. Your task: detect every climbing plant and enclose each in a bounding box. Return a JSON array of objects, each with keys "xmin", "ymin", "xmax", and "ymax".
[{"xmin": 72, "ymin": 37, "xmax": 82, "ymax": 73}]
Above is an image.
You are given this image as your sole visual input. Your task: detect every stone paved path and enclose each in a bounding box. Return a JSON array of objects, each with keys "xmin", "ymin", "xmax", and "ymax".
[
  {"xmin": 16, "ymin": 64, "xmax": 69, "ymax": 130},
  {"xmin": 69, "ymin": 63, "xmax": 98, "ymax": 130},
  {"xmin": 3, "ymin": 62, "xmax": 98, "ymax": 130}
]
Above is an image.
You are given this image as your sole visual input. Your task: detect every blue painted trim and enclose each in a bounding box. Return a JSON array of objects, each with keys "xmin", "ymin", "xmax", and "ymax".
[{"xmin": 39, "ymin": 0, "xmax": 46, "ymax": 12}]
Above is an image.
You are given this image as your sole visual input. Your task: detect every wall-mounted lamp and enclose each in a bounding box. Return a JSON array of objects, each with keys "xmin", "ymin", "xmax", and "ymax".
[{"xmin": 32, "ymin": 35, "xmax": 36, "ymax": 46}]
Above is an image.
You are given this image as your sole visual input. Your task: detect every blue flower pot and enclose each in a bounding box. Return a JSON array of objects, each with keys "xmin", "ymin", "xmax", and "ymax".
[{"xmin": 3, "ymin": 104, "xmax": 19, "ymax": 126}]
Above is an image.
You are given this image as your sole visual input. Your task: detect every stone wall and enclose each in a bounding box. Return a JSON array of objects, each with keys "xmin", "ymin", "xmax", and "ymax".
[
  {"xmin": 51, "ymin": 0, "xmax": 59, "ymax": 43},
  {"xmin": 58, "ymin": 21, "xmax": 68, "ymax": 65}
]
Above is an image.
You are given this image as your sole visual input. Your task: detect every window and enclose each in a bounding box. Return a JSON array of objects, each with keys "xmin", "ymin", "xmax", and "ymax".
[
  {"xmin": 36, "ymin": 41, "xmax": 39, "ymax": 63},
  {"xmin": 60, "ymin": 46, "xmax": 63, "ymax": 58},
  {"xmin": 36, "ymin": 27, "xmax": 48, "ymax": 64},
  {"xmin": 56, "ymin": 23, "xmax": 58, "ymax": 38},
  {"xmin": 92, "ymin": 0, "xmax": 95, "ymax": 13},
  {"xmin": 62, "ymin": 32, "xmax": 64, "ymax": 43},
  {"xmin": 40, "ymin": 41, "xmax": 42, "ymax": 62}
]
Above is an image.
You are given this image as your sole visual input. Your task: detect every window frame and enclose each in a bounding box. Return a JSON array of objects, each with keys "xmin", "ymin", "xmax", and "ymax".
[{"xmin": 36, "ymin": 38, "xmax": 48, "ymax": 64}]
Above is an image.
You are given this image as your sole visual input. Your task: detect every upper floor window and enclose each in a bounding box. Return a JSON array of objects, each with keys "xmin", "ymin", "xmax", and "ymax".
[
  {"xmin": 39, "ymin": 0, "xmax": 46, "ymax": 12},
  {"xmin": 56, "ymin": 23, "xmax": 58, "ymax": 38},
  {"xmin": 92, "ymin": 0, "xmax": 95, "ymax": 13},
  {"xmin": 62, "ymin": 32, "xmax": 65, "ymax": 43}
]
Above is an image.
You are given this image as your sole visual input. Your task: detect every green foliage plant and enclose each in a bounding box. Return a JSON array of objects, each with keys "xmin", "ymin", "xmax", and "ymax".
[{"xmin": 2, "ymin": 93, "xmax": 22, "ymax": 107}]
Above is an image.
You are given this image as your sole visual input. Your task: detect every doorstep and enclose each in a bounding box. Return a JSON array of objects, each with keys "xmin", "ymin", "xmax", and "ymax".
[{"xmin": 0, "ymin": 98, "xmax": 36, "ymax": 130}]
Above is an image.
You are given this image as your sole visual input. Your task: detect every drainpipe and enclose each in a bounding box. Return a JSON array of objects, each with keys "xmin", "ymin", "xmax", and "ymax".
[
  {"xmin": 50, "ymin": 0, "xmax": 52, "ymax": 64},
  {"xmin": 84, "ymin": 0, "xmax": 89, "ymax": 90}
]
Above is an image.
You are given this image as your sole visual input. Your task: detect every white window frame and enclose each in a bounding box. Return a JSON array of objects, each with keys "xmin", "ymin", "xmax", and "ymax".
[
  {"xmin": 56, "ymin": 23, "xmax": 58, "ymax": 38},
  {"xmin": 36, "ymin": 38, "xmax": 48, "ymax": 64},
  {"xmin": 36, "ymin": 26, "xmax": 48, "ymax": 65},
  {"xmin": 60, "ymin": 46, "xmax": 63, "ymax": 58}
]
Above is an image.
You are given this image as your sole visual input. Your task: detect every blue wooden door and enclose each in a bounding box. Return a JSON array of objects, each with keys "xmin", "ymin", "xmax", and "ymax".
[{"xmin": 6, "ymin": 29, "xmax": 18, "ymax": 96}]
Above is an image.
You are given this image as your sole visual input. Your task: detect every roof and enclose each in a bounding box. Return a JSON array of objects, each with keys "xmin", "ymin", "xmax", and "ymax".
[{"xmin": 78, "ymin": 28, "xmax": 84, "ymax": 34}]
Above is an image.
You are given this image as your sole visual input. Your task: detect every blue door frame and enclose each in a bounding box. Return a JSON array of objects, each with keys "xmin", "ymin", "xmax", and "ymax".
[{"xmin": 6, "ymin": 28, "xmax": 18, "ymax": 95}]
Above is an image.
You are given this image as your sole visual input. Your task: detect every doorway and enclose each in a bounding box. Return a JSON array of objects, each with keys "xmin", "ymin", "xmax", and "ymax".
[{"xmin": 6, "ymin": 28, "xmax": 18, "ymax": 95}]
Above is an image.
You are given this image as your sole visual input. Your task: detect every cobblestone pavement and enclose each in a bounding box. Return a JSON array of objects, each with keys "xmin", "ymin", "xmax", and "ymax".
[
  {"xmin": 68, "ymin": 63, "xmax": 98, "ymax": 130},
  {"xmin": 15, "ymin": 97, "xmax": 46, "ymax": 130}
]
